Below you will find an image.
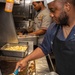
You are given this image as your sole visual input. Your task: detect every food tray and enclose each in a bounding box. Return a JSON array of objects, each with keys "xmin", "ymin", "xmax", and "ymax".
[{"xmin": 0, "ymin": 42, "xmax": 28, "ymax": 57}]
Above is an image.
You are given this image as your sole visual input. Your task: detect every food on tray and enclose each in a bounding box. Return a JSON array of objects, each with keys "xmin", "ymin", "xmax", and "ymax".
[
  {"xmin": 27, "ymin": 61, "xmax": 35, "ymax": 75},
  {"xmin": 18, "ymin": 35, "xmax": 26, "ymax": 38},
  {"xmin": 4, "ymin": 45, "xmax": 27, "ymax": 51}
]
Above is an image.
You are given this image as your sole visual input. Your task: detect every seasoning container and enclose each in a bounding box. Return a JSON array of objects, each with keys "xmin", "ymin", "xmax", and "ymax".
[{"xmin": 5, "ymin": 0, "xmax": 14, "ymax": 12}]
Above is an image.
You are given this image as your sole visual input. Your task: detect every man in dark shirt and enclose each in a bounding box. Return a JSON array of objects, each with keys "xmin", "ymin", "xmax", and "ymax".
[{"xmin": 15, "ymin": 0, "xmax": 75, "ymax": 75}]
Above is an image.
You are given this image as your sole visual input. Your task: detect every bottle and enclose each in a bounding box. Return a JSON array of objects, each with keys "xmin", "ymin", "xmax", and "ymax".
[{"xmin": 5, "ymin": 0, "xmax": 14, "ymax": 12}]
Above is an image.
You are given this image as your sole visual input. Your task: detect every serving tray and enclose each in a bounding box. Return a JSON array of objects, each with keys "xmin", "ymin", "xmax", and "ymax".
[{"xmin": 0, "ymin": 42, "xmax": 28, "ymax": 57}]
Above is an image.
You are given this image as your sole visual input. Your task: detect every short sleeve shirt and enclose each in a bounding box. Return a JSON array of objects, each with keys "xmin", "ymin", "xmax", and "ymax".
[
  {"xmin": 39, "ymin": 22, "xmax": 75, "ymax": 55},
  {"xmin": 34, "ymin": 8, "xmax": 51, "ymax": 31}
]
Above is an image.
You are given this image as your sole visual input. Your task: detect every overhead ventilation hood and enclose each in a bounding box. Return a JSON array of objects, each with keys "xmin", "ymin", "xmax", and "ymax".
[{"xmin": 0, "ymin": 0, "xmax": 20, "ymax": 4}]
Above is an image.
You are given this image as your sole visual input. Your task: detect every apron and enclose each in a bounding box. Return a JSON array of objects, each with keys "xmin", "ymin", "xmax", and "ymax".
[{"xmin": 53, "ymin": 27, "xmax": 75, "ymax": 75}]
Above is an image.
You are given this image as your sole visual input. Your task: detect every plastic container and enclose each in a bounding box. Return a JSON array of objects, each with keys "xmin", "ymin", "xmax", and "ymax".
[{"xmin": 5, "ymin": 0, "xmax": 14, "ymax": 12}]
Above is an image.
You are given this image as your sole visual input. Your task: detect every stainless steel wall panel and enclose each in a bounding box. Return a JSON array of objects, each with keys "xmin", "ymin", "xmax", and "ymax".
[
  {"xmin": 0, "ymin": 3, "xmax": 18, "ymax": 43},
  {"xmin": 12, "ymin": 0, "xmax": 35, "ymax": 20}
]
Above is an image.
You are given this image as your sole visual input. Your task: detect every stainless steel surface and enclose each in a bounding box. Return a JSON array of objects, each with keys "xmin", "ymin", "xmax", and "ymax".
[
  {"xmin": 36, "ymin": 56, "xmax": 50, "ymax": 75},
  {"xmin": 12, "ymin": 0, "xmax": 35, "ymax": 32},
  {"xmin": 13, "ymin": 0, "xmax": 35, "ymax": 20},
  {"xmin": 0, "ymin": 41, "xmax": 34, "ymax": 75},
  {"xmin": 0, "ymin": 41, "xmax": 33, "ymax": 61},
  {"xmin": 15, "ymin": 21, "xmax": 30, "ymax": 30},
  {"xmin": 0, "ymin": 4, "xmax": 18, "ymax": 43},
  {"xmin": 18, "ymin": 35, "xmax": 38, "ymax": 45},
  {"xmin": 25, "ymin": 0, "xmax": 35, "ymax": 20},
  {"xmin": 0, "ymin": 42, "xmax": 28, "ymax": 57},
  {"xmin": 13, "ymin": 0, "xmax": 26, "ymax": 19}
]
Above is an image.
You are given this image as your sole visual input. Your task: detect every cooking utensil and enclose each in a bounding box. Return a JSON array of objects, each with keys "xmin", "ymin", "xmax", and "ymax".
[
  {"xmin": 9, "ymin": 67, "xmax": 20, "ymax": 75},
  {"xmin": 47, "ymin": 54, "xmax": 59, "ymax": 75},
  {"xmin": 0, "ymin": 42, "xmax": 28, "ymax": 57}
]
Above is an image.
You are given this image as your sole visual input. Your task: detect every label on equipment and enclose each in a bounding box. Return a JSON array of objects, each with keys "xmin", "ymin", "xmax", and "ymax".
[{"xmin": 5, "ymin": 2, "xmax": 13, "ymax": 12}]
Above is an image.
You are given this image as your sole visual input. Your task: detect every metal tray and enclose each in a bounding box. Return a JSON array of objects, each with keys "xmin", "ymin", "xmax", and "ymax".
[
  {"xmin": 0, "ymin": 42, "xmax": 29, "ymax": 58},
  {"xmin": 18, "ymin": 35, "xmax": 38, "ymax": 45}
]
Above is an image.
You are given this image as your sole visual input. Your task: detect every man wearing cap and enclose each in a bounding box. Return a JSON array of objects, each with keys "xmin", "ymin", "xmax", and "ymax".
[
  {"xmin": 15, "ymin": 0, "xmax": 75, "ymax": 74},
  {"xmin": 28, "ymin": 0, "xmax": 51, "ymax": 45}
]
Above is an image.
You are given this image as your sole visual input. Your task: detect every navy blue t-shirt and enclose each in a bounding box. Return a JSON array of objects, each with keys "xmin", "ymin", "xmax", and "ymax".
[{"xmin": 39, "ymin": 22, "xmax": 75, "ymax": 55}]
